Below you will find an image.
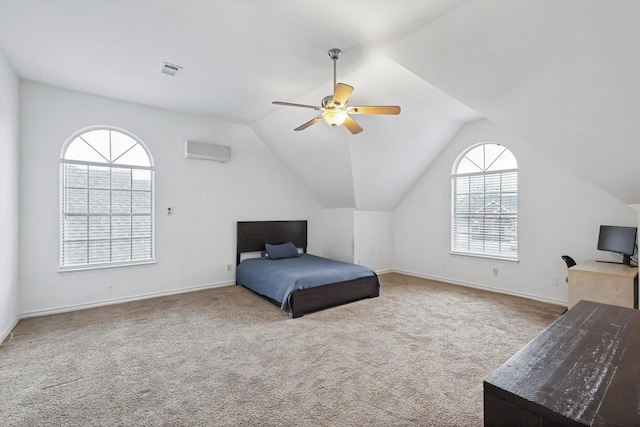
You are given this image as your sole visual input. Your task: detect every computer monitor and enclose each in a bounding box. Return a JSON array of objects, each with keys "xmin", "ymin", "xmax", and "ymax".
[{"xmin": 597, "ymin": 225, "xmax": 637, "ymax": 266}]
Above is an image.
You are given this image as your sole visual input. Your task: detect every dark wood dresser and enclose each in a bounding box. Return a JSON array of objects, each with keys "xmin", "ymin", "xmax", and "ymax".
[{"xmin": 484, "ymin": 300, "xmax": 640, "ymax": 426}]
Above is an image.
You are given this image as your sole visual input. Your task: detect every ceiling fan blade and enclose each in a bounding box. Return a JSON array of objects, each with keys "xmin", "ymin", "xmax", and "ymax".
[
  {"xmin": 343, "ymin": 115, "xmax": 363, "ymax": 134},
  {"xmin": 294, "ymin": 115, "xmax": 323, "ymax": 131},
  {"xmin": 273, "ymin": 101, "xmax": 321, "ymax": 110},
  {"xmin": 347, "ymin": 106, "xmax": 401, "ymax": 115},
  {"xmin": 333, "ymin": 83, "xmax": 354, "ymax": 107}
]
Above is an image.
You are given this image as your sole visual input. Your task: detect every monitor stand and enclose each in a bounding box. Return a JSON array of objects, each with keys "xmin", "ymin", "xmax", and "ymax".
[{"xmin": 596, "ymin": 256, "xmax": 633, "ymax": 267}]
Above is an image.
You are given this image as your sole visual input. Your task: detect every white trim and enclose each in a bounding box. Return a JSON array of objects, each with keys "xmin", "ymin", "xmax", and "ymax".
[
  {"xmin": 453, "ymin": 167, "xmax": 518, "ymax": 179},
  {"xmin": 60, "ymin": 125, "xmax": 155, "ymax": 167},
  {"xmin": 450, "ymin": 251, "xmax": 519, "ymax": 263},
  {"xmin": 59, "ymin": 259, "xmax": 157, "ymax": 272},
  {"xmin": 60, "ymin": 126, "xmax": 155, "ymax": 269},
  {"xmin": 391, "ymin": 268, "xmax": 566, "ymax": 307},
  {"xmin": 61, "ymin": 158, "xmax": 153, "ymax": 171},
  {"xmin": 1, "ymin": 316, "xmax": 19, "ymax": 345},
  {"xmin": 14, "ymin": 269, "xmax": 565, "ymax": 323},
  {"xmin": 451, "ymin": 143, "xmax": 518, "ymax": 260},
  {"xmin": 20, "ymin": 280, "xmax": 235, "ymax": 319}
]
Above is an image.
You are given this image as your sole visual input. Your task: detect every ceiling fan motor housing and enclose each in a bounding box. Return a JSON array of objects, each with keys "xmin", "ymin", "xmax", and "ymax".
[{"xmin": 322, "ymin": 95, "xmax": 346, "ymax": 109}]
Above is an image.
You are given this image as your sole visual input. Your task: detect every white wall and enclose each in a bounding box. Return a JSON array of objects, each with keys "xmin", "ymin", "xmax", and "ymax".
[
  {"xmin": 320, "ymin": 209, "xmax": 392, "ymax": 272},
  {"xmin": 354, "ymin": 211, "xmax": 392, "ymax": 273},
  {"xmin": 19, "ymin": 82, "xmax": 323, "ymax": 316},
  {"xmin": 0, "ymin": 51, "xmax": 20, "ymax": 341},
  {"xmin": 321, "ymin": 208, "xmax": 355, "ymax": 263},
  {"xmin": 393, "ymin": 119, "xmax": 637, "ymax": 304}
]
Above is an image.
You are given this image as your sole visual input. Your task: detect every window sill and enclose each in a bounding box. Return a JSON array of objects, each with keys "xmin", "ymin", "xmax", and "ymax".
[
  {"xmin": 450, "ymin": 251, "xmax": 519, "ymax": 263},
  {"xmin": 59, "ymin": 259, "xmax": 156, "ymax": 273}
]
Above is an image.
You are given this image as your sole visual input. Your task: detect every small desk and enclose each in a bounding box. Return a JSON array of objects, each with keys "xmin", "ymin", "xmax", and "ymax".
[
  {"xmin": 568, "ymin": 261, "xmax": 638, "ymax": 309},
  {"xmin": 484, "ymin": 300, "xmax": 640, "ymax": 426}
]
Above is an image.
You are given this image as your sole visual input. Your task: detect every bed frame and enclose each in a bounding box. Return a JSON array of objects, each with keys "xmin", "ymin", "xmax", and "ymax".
[{"xmin": 236, "ymin": 220, "xmax": 380, "ymax": 318}]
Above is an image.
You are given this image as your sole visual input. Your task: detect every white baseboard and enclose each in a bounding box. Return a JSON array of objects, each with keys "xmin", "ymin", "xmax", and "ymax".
[
  {"xmin": 20, "ymin": 281, "xmax": 236, "ymax": 319},
  {"xmin": 1, "ymin": 315, "xmax": 19, "ymax": 345},
  {"xmin": 392, "ymin": 269, "xmax": 567, "ymax": 307},
  {"xmin": 13, "ymin": 271, "xmax": 566, "ymax": 321}
]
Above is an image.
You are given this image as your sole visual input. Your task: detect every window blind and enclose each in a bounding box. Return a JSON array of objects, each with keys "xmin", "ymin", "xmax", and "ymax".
[
  {"xmin": 452, "ymin": 169, "xmax": 518, "ymax": 259},
  {"xmin": 61, "ymin": 163, "xmax": 153, "ymax": 267}
]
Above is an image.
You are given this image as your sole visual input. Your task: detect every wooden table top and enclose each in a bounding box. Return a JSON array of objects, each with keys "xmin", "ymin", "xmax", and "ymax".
[
  {"xmin": 571, "ymin": 261, "xmax": 638, "ymax": 278},
  {"xmin": 484, "ymin": 300, "xmax": 640, "ymax": 426}
]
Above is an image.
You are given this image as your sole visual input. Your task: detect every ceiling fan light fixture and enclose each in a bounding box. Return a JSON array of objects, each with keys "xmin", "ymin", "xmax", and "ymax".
[
  {"xmin": 323, "ymin": 110, "xmax": 348, "ymax": 127},
  {"xmin": 272, "ymin": 48, "xmax": 400, "ymax": 134}
]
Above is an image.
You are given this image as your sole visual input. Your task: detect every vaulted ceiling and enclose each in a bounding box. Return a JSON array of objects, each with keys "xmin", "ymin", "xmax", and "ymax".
[{"xmin": 1, "ymin": 0, "xmax": 638, "ymax": 209}]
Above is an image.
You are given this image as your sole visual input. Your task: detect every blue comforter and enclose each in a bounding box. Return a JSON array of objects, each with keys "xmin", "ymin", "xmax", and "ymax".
[{"xmin": 236, "ymin": 254, "xmax": 376, "ymax": 312}]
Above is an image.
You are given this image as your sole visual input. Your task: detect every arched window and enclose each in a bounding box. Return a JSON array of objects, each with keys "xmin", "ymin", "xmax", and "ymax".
[
  {"xmin": 60, "ymin": 127, "xmax": 154, "ymax": 269},
  {"xmin": 451, "ymin": 143, "xmax": 518, "ymax": 260}
]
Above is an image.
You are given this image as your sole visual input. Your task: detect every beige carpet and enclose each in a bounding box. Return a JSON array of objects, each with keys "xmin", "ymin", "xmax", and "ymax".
[{"xmin": 0, "ymin": 273, "xmax": 564, "ymax": 426}]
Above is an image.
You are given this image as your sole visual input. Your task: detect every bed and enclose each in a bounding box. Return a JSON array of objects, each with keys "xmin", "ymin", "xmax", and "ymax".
[{"xmin": 235, "ymin": 220, "xmax": 380, "ymax": 318}]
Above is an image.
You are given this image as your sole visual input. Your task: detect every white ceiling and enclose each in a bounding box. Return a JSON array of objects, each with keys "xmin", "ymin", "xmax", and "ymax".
[
  {"xmin": 0, "ymin": 0, "xmax": 466, "ymax": 124},
  {"xmin": 1, "ymin": 0, "xmax": 638, "ymax": 208}
]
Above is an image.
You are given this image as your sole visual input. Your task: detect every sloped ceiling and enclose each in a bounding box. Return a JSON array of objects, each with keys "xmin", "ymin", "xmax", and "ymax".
[
  {"xmin": 253, "ymin": 53, "xmax": 478, "ymax": 210},
  {"xmin": 0, "ymin": 1, "xmax": 637, "ymax": 208},
  {"xmin": 386, "ymin": 0, "xmax": 640, "ymax": 205}
]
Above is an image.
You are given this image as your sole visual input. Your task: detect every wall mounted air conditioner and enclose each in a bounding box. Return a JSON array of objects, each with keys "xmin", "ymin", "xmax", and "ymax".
[{"xmin": 184, "ymin": 140, "xmax": 231, "ymax": 162}]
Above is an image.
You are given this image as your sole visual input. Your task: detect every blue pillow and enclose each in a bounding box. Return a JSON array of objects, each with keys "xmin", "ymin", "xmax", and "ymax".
[{"xmin": 265, "ymin": 242, "xmax": 299, "ymax": 260}]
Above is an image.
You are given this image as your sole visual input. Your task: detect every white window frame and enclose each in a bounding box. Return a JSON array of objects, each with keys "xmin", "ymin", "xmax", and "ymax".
[
  {"xmin": 60, "ymin": 126, "xmax": 155, "ymax": 271},
  {"xmin": 451, "ymin": 143, "xmax": 518, "ymax": 261}
]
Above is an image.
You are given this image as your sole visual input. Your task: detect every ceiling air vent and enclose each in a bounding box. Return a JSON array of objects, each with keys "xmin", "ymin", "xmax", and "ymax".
[{"xmin": 160, "ymin": 62, "xmax": 182, "ymax": 77}]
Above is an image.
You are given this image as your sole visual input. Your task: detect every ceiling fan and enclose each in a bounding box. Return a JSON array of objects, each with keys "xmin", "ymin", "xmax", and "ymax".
[{"xmin": 272, "ymin": 48, "xmax": 401, "ymax": 135}]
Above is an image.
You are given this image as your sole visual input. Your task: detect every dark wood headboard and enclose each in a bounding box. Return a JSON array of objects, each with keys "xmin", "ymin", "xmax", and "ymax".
[{"xmin": 236, "ymin": 220, "xmax": 307, "ymax": 265}]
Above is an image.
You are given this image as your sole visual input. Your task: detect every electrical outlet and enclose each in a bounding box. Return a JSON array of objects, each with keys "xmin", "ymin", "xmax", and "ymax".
[
  {"xmin": 493, "ymin": 268, "xmax": 499, "ymax": 276},
  {"xmin": 106, "ymin": 284, "xmax": 115, "ymax": 293},
  {"xmin": 226, "ymin": 264, "xmax": 232, "ymax": 272}
]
